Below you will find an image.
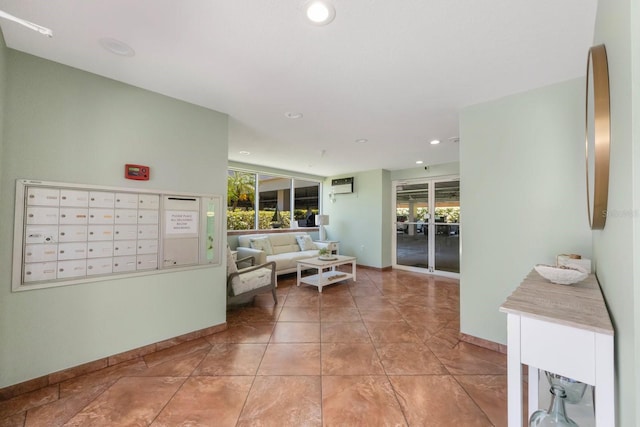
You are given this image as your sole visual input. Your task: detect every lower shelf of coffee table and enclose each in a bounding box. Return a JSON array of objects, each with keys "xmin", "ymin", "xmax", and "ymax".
[{"xmin": 300, "ymin": 271, "xmax": 353, "ymax": 287}]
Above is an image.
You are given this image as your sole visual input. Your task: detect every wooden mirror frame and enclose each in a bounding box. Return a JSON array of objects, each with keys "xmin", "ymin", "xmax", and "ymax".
[{"xmin": 585, "ymin": 44, "xmax": 611, "ymax": 230}]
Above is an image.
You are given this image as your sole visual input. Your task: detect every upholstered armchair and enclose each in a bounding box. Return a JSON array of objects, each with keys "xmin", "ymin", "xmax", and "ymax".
[{"xmin": 226, "ymin": 246, "xmax": 277, "ymax": 306}]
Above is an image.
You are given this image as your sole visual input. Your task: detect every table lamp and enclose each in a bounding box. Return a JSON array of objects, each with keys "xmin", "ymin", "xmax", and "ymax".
[{"xmin": 316, "ymin": 214, "xmax": 329, "ymax": 241}]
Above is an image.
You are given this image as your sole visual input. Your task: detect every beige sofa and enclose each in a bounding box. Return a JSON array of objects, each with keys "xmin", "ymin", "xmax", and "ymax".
[{"xmin": 235, "ymin": 232, "xmax": 330, "ymax": 276}]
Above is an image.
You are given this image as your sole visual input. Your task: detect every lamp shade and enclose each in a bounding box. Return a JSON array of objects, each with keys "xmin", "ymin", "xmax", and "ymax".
[{"xmin": 315, "ymin": 215, "xmax": 329, "ymax": 226}]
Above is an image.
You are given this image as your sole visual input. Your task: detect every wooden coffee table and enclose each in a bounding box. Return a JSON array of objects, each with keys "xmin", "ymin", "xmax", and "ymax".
[{"xmin": 296, "ymin": 255, "xmax": 356, "ymax": 293}]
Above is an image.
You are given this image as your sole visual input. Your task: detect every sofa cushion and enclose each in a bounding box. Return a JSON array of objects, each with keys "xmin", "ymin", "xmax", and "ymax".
[
  {"xmin": 249, "ymin": 236, "xmax": 273, "ymax": 255},
  {"xmin": 237, "ymin": 234, "xmax": 266, "ymax": 248},
  {"xmin": 267, "ymin": 233, "xmax": 299, "ymax": 255},
  {"xmin": 296, "ymin": 235, "xmax": 316, "ymax": 251},
  {"xmin": 272, "ymin": 244, "xmax": 300, "ymax": 255},
  {"xmin": 295, "ymin": 249, "xmax": 321, "ymax": 260},
  {"xmin": 267, "ymin": 249, "xmax": 319, "ymax": 271}
]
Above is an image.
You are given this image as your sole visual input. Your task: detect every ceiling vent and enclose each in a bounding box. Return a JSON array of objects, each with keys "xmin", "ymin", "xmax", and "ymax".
[{"xmin": 331, "ymin": 177, "xmax": 354, "ymax": 194}]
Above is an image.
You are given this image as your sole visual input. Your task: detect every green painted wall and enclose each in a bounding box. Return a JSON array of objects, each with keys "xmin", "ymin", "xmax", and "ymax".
[
  {"xmin": 323, "ymin": 169, "xmax": 391, "ymax": 268},
  {"xmin": 380, "ymin": 170, "xmax": 392, "ymax": 267},
  {"xmin": 460, "ymin": 9, "xmax": 640, "ymax": 419},
  {"xmin": 0, "ymin": 31, "xmax": 6, "ymax": 198},
  {"xmin": 0, "ymin": 49, "xmax": 229, "ymax": 388},
  {"xmin": 633, "ymin": 0, "xmax": 640, "ymax": 420},
  {"xmin": 592, "ymin": 0, "xmax": 638, "ymax": 424},
  {"xmin": 459, "ymin": 78, "xmax": 592, "ymax": 344}
]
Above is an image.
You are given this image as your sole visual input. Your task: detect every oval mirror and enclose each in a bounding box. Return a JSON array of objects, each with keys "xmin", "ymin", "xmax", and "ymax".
[{"xmin": 585, "ymin": 44, "xmax": 611, "ymax": 230}]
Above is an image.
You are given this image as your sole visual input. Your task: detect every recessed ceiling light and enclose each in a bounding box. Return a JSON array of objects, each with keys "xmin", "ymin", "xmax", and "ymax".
[
  {"xmin": 430, "ymin": 139, "xmax": 441, "ymax": 145},
  {"xmin": 305, "ymin": 1, "xmax": 336, "ymax": 25},
  {"xmin": 449, "ymin": 136, "xmax": 460, "ymax": 143},
  {"xmin": 354, "ymin": 138, "xmax": 368, "ymax": 143},
  {"xmin": 239, "ymin": 150, "xmax": 251, "ymax": 155},
  {"xmin": 99, "ymin": 38, "xmax": 135, "ymax": 57},
  {"xmin": 99, "ymin": 37, "xmax": 136, "ymax": 57},
  {"xmin": 284, "ymin": 112, "xmax": 303, "ymax": 119},
  {"xmin": 416, "ymin": 160, "xmax": 424, "ymax": 164}
]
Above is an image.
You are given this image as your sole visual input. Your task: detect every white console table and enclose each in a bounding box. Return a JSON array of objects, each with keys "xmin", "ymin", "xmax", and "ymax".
[{"xmin": 499, "ymin": 270, "xmax": 614, "ymax": 426}]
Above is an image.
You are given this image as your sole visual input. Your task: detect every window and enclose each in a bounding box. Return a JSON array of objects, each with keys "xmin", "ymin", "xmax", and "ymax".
[
  {"xmin": 227, "ymin": 169, "xmax": 320, "ymax": 231},
  {"xmin": 294, "ymin": 179, "xmax": 320, "ymax": 227},
  {"xmin": 258, "ymin": 174, "xmax": 290, "ymax": 228}
]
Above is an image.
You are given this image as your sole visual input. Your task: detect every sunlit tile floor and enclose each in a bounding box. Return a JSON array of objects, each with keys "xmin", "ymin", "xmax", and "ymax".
[{"xmin": 0, "ymin": 269, "xmax": 509, "ymax": 426}]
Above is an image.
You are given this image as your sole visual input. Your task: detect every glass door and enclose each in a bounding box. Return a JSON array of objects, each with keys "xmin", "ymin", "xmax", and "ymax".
[
  {"xmin": 432, "ymin": 179, "xmax": 460, "ymax": 274},
  {"xmin": 394, "ymin": 181, "xmax": 429, "ymax": 269},
  {"xmin": 393, "ymin": 177, "xmax": 460, "ymax": 277}
]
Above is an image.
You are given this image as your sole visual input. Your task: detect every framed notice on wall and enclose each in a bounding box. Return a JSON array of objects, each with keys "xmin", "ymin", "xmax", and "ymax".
[
  {"xmin": 165, "ymin": 210, "xmax": 199, "ymax": 235},
  {"xmin": 12, "ymin": 179, "xmax": 223, "ymax": 292}
]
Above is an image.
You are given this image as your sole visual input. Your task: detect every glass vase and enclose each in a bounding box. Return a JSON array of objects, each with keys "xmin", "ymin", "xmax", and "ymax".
[
  {"xmin": 545, "ymin": 371, "xmax": 587, "ymax": 404},
  {"xmin": 529, "ymin": 385, "xmax": 579, "ymax": 427}
]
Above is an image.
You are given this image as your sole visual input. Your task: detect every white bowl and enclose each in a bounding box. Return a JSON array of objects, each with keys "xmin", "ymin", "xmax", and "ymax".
[{"xmin": 534, "ymin": 264, "xmax": 588, "ymax": 285}]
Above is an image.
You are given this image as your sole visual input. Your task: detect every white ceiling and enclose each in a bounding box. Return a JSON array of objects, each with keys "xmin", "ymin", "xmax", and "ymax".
[{"xmin": 0, "ymin": 0, "xmax": 596, "ymax": 177}]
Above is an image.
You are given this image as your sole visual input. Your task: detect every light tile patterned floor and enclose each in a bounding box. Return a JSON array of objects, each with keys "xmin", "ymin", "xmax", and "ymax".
[{"xmin": 0, "ymin": 269, "xmax": 509, "ymax": 426}]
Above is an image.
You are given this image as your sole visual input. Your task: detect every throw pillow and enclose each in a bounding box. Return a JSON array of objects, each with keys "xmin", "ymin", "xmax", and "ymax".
[
  {"xmin": 226, "ymin": 246, "xmax": 238, "ymax": 275},
  {"xmin": 296, "ymin": 234, "xmax": 316, "ymax": 251},
  {"xmin": 249, "ymin": 236, "xmax": 273, "ymax": 255}
]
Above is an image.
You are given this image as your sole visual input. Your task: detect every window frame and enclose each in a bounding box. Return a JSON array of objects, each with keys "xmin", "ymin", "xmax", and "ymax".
[{"xmin": 227, "ymin": 168, "xmax": 323, "ymax": 232}]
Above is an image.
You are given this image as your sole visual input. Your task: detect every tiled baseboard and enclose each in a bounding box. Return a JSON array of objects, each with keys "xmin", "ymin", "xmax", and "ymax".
[
  {"xmin": 0, "ymin": 322, "xmax": 227, "ymax": 401},
  {"xmin": 356, "ymin": 265, "xmax": 393, "ymax": 271},
  {"xmin": 459, "ymin": 332, "xmax": 507, "ymax": 354}
]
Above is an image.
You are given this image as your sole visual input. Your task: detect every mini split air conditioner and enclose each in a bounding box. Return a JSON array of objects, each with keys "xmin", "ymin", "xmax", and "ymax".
[{"xmin": 331, "ymin": 177, "xmax": 354, "ymax": 194}]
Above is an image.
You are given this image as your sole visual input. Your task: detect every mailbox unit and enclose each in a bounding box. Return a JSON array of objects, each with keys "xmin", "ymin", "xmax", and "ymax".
[{"xmin": 13, "ymin": 179, "xmax": 222, "ymax": 291}]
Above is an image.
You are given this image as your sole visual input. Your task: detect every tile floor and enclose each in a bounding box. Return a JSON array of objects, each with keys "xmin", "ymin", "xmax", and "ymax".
[{"xmin": 0, "ymin": 269, "xmax": 510, "ymax": 426}]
